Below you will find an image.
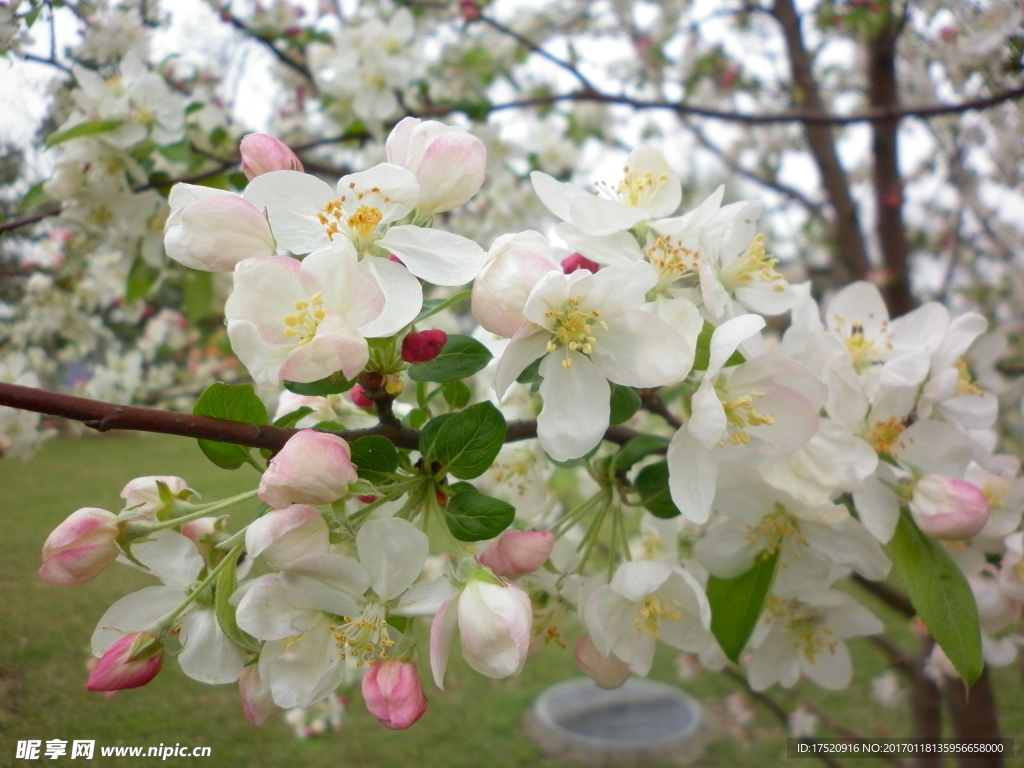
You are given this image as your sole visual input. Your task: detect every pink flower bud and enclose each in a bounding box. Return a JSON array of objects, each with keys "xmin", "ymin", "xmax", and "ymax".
[
  {"xmin": 121, "ymin": 475, "xmax": 196, "ymax": 516},
  {"xmin": 575, "ymin": 634, "xmax": 630, "ymax": 690},
  {"xmin": 362, "ymin": 659, "xmax": 428, "ymax": 730},
  {"xmin": 350, "ymin": 385, "xmax": 374, "ymax": 409},
  {"xmin": 239, "ymin": 134, "xmax": 303, "ymax": 180},
  {"xmin": 239, "ymin": 665, "xmax": 278, "ymax": 726},
  {"xmin": 479, "ymin": 530, "xmax": 553, "ymax": 577},
  {"xmin": 385, "ymin": 117, "xmax": 486, "ymax": 213},
  {"xmin": 402, "ymin": 329, "xmax": 448, "ymax": 363},
  {"xmin": 87, "ymin": 633, "xmax": 164, "ymax": 692},
  {"xmin": 909, "ymin": 475, "xmax": 990, "ymax": 541},
  {"xmin": 40, "ymin": 507, "xmax": 119, "ymax": 586},
  {"xmin": 259, "ymin": 431, "xmax": 359, "ymax": 508},
  {"xmin": 560, "ymin": 253, "xmax": 600, "ymax": 274}
]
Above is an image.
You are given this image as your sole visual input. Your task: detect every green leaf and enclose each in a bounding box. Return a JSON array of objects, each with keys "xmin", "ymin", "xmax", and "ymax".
[
  {"xmin": 283, "ymin": 371, "xmax": 356, "ymax": 396},
  {"xmin": 442, "ymin": 380, "xmax": 471, "ymax": 409},
  {"xmin": 126, "ymin": 254, "xmax": 160, "ymax": 303},
  {"xmin": 215, "ymin": 547, "xmax": 262, "ymax": 653},
  {"xmin": 444, "ymin": 482, "xmax": 515, "ymax": 542},
  {"xmin": 407, "ymin": 334, "xmax": 492, "ymax": 383},
  {"xmin": 272, "ymin": 407, "xmax": 313, "ymax": 429},
  {"xmin": 613, "ymin": 435, "xmax": 670, "ymax": 471},
  {"xmin": 156, "ymin": 140, "xmax": 194, "ymax": 165},
  {"xmin": 46, "ymin": 119, "xmax": 124, "ymax": 148},
  {"xmin": 411, "ymin": 289, "xmax": 471, "ymax": 325},
  {"xmin": 516, "ymin": 357, "xmax": 543, "ymax": 384},
  {"xmin": 422, "ymin": 402, "xmax": 506, "ymax": 480},
  {"xmin": 349, "ymin": 435, "xmax": 400, "ymax": 483},
  {"xmin": 193, "ymin": 383, "xmax": 268, "ymax": 470},
  {"xmin": 706, "ymin": 551, "xmax": 780, "ymax": 664},
  {"xmin": 17, "ymin": 181, "xmax": 52, "ymax": 212},
  {"xmin": 885, "ymin": 509, "xmax": 983, "ymax": 685},
  {"xmin": 634, "ymin": 461, "xmax": 681, "ymax": 518},
  {"xmin": 609, "ymin": 384, "xmax": 642, "ymax": 425}
]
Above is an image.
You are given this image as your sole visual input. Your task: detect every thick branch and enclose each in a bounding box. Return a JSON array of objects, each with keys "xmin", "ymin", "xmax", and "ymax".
[
  {"xmin": 946, "ymin": 669, "xmax": 1004, "ymax": 768},
  {"xmin": 770, "ymin": 0, "xmax": 871, "ymax": 286},
  {"xmin": 0, "ymin": 383, "xmax": 640, "ymax": 455},
  {"xmin": 868, "ymin": 13, "xmax": 914, "ymax": 315},
  {"xmin": 852, "ymin": 574, "xmax": 915, "ymax": 618}
]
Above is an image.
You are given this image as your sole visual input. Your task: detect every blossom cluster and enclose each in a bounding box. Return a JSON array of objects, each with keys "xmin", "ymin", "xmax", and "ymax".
[{"xmin": 32, "ymin": 121, "xmax": 1024, "ymax": 733}]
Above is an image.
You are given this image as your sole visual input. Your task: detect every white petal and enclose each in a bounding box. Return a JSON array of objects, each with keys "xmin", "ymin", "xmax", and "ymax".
[
  {"xmin": 667, "ymin": 429, "xmax": 717, "ymax": 524},
  {"xmin": 358, "ymin": 256, "xmax": 424, "ymax": 337},
  {"xmin": 91, "ymin": 586, "xmax": 182, "ymax": 655},
  {"xmin": 235, "ymin": 574, "xmax": 320, "ymax": 641},
  {"xmin": 430, "ymin": 593, "xmax": 459, "ymax": 689},
  {"xmin": 568, "ymin": 194, "xmax": 648, "ymax": 236},
  {"xmin": 688, "ymin": 378, "xmax": 727, "ymax": 448},
  {"xmin": 530, "ymin": 171, "xmax": 588, "ymax": 222},
  {"xmin": 244, "ymin": 170, "xmax": 335, "ymax": 254},
  {"xmin": 381, "ymin": 226, "xmax": 485, "ymax": 286},
  {"xmin": 356, "ymin": 518, "xmax": 429, "ymax": 602},
  {"xmin": 133, "ymin": 530, "xmax": 203, "ymax": 590},
  {"xmin": 537, "ymin": 352, "xmax": 610, "ymax": 461},
  {"xmin": 708, "ymin": 314, "xmax": 765, "ymax": 376},
  {"xmin": 589, "ymin": 310, "xmax": 693, "ymax": 387},
  {"xmin": 493, "ymin": 329, "xmax": 549, "ymax": 399},
  {"xmin": 259, "ymin": 627, "xmax": 346, "ymax": 709},
  {"xmin": 178, "ymin": 609, "xmax": 246, "ymax": 684}
]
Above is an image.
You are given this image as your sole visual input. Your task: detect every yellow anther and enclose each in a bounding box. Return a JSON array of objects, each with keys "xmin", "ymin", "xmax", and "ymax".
[
  {"xmin": 870, "ymin": 416, "xmax": 907, "ymax": 454},
  {"xmin": 281, "ymin": 292, "xmax": 327, "ymax": 346},
  {"xmin": 719, "ymin": 234, "xmax": 783, "ymax": 292},
  {"xmin": 634, "ymin": 594, "xmax": 683, "ymax": 637}
]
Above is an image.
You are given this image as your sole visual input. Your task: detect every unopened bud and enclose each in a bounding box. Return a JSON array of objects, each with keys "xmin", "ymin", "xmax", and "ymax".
[
  {"xmin": 909, "ymin": 474, "xmax": 989, "ymax": 541},
  {"xmin": 239, "ymin": 134, "xmax": 303, "ymax": 180},
  {"xmin": 402, "ymin": 329, "xmax": 448, "ymax": 363},
  {"xmin": 561, "ymin": 253, "xmax": 601, "ymax": 274}
]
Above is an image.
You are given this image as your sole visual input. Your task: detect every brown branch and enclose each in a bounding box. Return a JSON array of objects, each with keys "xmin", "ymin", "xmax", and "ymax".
[
  {"xmin": 219, "ymin": 10, "xmax": 313, "ymax": 84},
  {"xmin": 852, "ymin": 574, "xmax": 915, "ymax": 618},
  {"xmin": 868, "ymin": 13, "xmax": 914, "ymax": 315},
  {"xmin": 946, "ymin": 669, "xmax": 1004, "ymax": 768},
  {"xmin": 770, "ymin": 0, "xmax": 871, "ymax": 288},
  {"xmin": 0, "ymin": 206, "xmax": 64, "ymax": 234},
  {"xmin": 911, "ymin": 639, "xmax": 943, "ymax": 768},
  {"xmin": 0, "ymin": 383, "xmax": 641, "ymax": 455}
]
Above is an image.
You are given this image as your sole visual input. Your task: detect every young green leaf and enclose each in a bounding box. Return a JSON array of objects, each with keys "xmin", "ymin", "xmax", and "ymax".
[
  {"xmin": 609, "ymin": 383, "xmax": 642, "ymax": 425},
  {"xmin": 283, "ymin": 371, "xmax": 356, "ymax": 396},
  {"xmin": 215, "ymin": 547, "xmax": 262, "ymax": 653},
  {"xmin": 411, "ymin": 289, "xmax": 472, "ymax": 325},
  {"xmin": 349, "ymin": 435, "xmax": 400, "ymax": 484},
  {"xmin": 46, "ymin": 119, "xmax": 124, "ymax": 148},
  {"xmin": 884, "ymin": 509, "xmax": 983, "ymax": 685},
  {"xmin": 706, "ymin": 551, "xmax": 780, "ymax": 663},
  {"xmin": 444, "ymin": 482, "xmax": 515, "ymax": 541},
  {"xmin": 193, "ymin": 383, "xmax": 268, "ymax": 470},
  {"xmin": 634, "ymin": 461, "xmax": 682, "ymax": 518},
  {"xmin": 422, "ymin": 402, "xmax": 506, "ymax": 479},
  {"xmin": 613, "ymin": 435, "xmax": 670, "ymax": 471},
  {"xmin": 407, "ymin": 334, "xmax": 492, "ymax": 383}
]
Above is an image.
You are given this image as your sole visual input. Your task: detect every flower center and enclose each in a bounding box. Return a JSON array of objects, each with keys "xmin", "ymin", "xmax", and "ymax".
[
  {"xmin": 787, "ymin": 615, "xmax": 837, "ymax": 665},
  {"xmin": 634, "ymin": 594, "xmax": 682, "ymax": 637},
  {"xmin": 721, "ymin": 391, "xmax": 774, "ymax": 445},
  {"xmin": 955, "ymin": 358, "xmax": 983, "ymax": 396},
  {"xmin": 746, "ymin": 503, "xmax": 804, "ymax": 557},
  {"xmin": 614, "ymin": 165, "xmax": 668, "ymax": 209},
  {"xmin": 869, "ymin": 416, "xmax": 907, "ymax": 453},
  {"xmin": 645, "ymin": 234, "xmax": 700, "ymax": 293},
  {"xmin": 329, "ymin": 601, "xmax": 395, "ymax": 665},
  {"xmin": 719, "ymin": 235, "xmax": 784, "ymax": 292},
  {"xmin": 545, "ymin": 298, "xmax": 607, "ymax": 368},
  {"xmin": 282, "ymin": 293, "xmax": 327, "ymax": 346}
]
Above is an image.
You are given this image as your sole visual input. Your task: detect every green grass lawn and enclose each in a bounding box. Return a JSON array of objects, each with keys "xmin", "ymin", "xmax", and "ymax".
[{"xmin": 1, "ymin": 433, "xmax": 1022, "ymax": 768}]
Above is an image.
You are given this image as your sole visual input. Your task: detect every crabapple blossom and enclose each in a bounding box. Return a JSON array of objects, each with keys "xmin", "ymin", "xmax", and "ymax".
[
  {"xmin": 86, "ymin": 632, "xmax": 164, "ymax": 692},
  {"xmin": 430, "ymin": 567, "xmax": 533, "ymax": 688},
  {"xmin": 574, "ymin": 634, "xmax": 631, "ymax": 689},
  {"xmin": 224, "ymin": 245, "xmax": 392, "ymax": 385},
  {"xmin": 164, "ymin": 184, "xmax": 276, "ymax": 272},
  {"xmin": 909, "ymin": 475, "xmax": 990, "ymax": 540},
  {"xmin": 362, "ymin": 659, "xmax": 428, "ymax": 730},
  {"xmin": 39, "ymin": 507, "xmax": 119, "ymax": 587},
  {"xmin": 385, "ymin": 117, "xmax": 486, "ymax": 213},
  {"xmin": 478, "ymin": 530, "xmax": 554, "ymax": 578},
  {"xmin": 401, "ymin": 329, "xmax": 448, "ymax": 363},
  {"xmin": 472, "ymin": 230, "xmax": 559, "ymax": 337},
  {"xmin": 584, "ymin": 560, "xmax": 712, "ymax": 676},
  {"xmin": 90, "ymin": 530, "xmax": 246, "ymax": 686},
  {"xmin": 258, "ymin": 431, "xmax": 358, "ymax": 508},
  {"xmin": 240, "ymin": 134, "xmax": 304, "ymax": 180},
  {"xmin": 492, "ymin": 261, "xmax": 694, "ymax": 461},
  {"xmin": 120, "ymin": 475, "xmax": 196, "ymax": 517}
]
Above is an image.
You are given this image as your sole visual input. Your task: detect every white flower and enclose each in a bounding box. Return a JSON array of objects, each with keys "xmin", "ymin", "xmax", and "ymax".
[
  {"xmin": 90, "ymin": 531, "xmax": 245, "ymax": 685},
  {"xmin": 583, "ymin": 560, "xmax": 711, "ymax": 676},
  {"xmin": 244, "ymin": 164, "xmax": 485, "ymax": 290},
  {"xmin": 224, "ymin": 245, "xmax": 397, "ymax": 385},
  {"xmin": 493, "ymin": 261, "xmax": 694, "ymax": 461},
  {"xmin": 747, "ymin": 590, "xmax": 883, "ymax": 691}
]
